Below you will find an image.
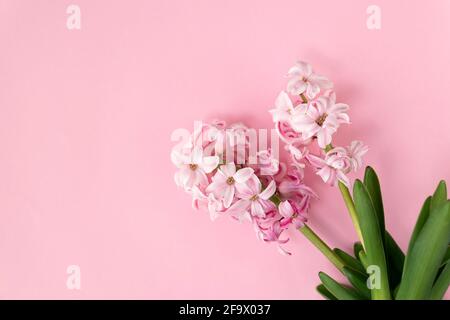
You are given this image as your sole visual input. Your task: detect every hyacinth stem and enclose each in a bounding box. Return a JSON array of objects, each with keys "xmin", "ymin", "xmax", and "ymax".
[
  {"xmin": 299, "ymin": 224, "xmax": 345, "ymax": 272},
  {"xmin": 338, "ymin": 181, "xmax": 365, "ymax": 249},
  {"xmin": 324, "ymin": 144, "xmax": 365, "ymax": 249}
]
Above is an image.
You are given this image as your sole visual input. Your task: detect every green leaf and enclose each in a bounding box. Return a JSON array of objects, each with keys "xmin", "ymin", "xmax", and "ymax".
[
  {"xmin": 362, "ymin": 167, "xmax": 405, "ymax": 290},
  {"xmin": 440, "ymin": 246, "xmax": 450, "ymax": 268},
  {"xmin": 342, "ymin": 267, "xmax": 371, "ymax": 299},
  {"xmin": 396, "ymin": 201, "xmax": 450, "ymax": 299},
  {"xmin": 393, "ymin": 284, "xmax": 400, "ymax": 297},
  {"xmin": 316, "ymin": 284, "xmax": 337, "ymax": 300},
  {"xmin": 430, "ymin": 262, "xmax": 450, "ymax": 300},
  {"xmin": 353, "ymin": 242, "xmax": 364, "ymax": 261},
  {"xmin": 364, "ymin": 166, "xmax": 385, "ymax": 241},
  {"xmin": 319, "ymin": 272, "xmax": 364, "ymax": 300},
  {"xmin": 403, "ymin": 196, "xmax": 431, "ymax": 273},
  {"xmin": 430, "ymin": 180, "xmax": 447, "ymax": 214},
  {"xmin": 363, "ymin": 167, "xmax": 404, "ymax": 290},
  {"xmin": 333, "ymin": 248, "xmax": 366, "ymax": 274},
  {"xmin": 353, "ymin": 180, "xmax": 391, "ymax": 299},
  {"xmin": 384, "ymin": 231, "xmax": 405, "ymax": 290},
  {"xmin": 358, "ymin": 250, "xmax": 369, "ymax": 270}
]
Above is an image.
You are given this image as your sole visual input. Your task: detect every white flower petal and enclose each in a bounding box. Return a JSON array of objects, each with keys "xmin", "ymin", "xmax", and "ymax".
[
  {"xmin": 201, "ymin": 156, "xmax": 219, "ymax": 173},
  {"xmin": 191, "ymin": 146, "xmax": 204, "ymax": 164},
  {"xmin": 306, "ymin": 83, "xmax": 320, "ymax": 99},
  {"xmin": 275, "ymin": 91, "xmax": 293, "ymax": 110}
]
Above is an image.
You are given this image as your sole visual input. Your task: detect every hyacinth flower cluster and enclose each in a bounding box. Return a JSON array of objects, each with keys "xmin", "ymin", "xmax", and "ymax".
[
  {"xmin": 171, "ymin": 61, "xmax": 370, "ymax": 262},
  {"xmin": 270, "ymin": 61, "xmax": 368, "ymax": 188},
  {"xmin": 171, "ymin": 120, "xmax": 321, "ymax": 255},
  {"xmin": 270, "ymin": 61, "xmax": 369, "ymax": 246},
  {"xmin": 171, "ymin": 61, "xmax": 450, "ymax": 300}
]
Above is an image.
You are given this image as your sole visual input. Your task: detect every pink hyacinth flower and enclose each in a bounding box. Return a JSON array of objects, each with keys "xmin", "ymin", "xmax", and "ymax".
[
  {"xmin": 275, "ymin": 121, "xmax": 305, "ymax": 145},
  {"xmin": 171, "ymin": 146, "xmax": 219, "ymax": 190},
  {"xmin": 291, "ymin": 94, "xmax": 350, "ymax": 148},
  {"xmin": 347, "ymin": 140, "xmax": 369, "ymax": 172},
  {"xmin": 191, "ymin": 186, "xmax": 224, "ymax": 221},
  {"xmin": 286, "ymin": 61, "xmax": 333, "ymax": 100},
  {"xmin": 251, "ymin": 149, "xmax": 281, "ymax": 177},
  {"xmin": 279, "ymin": 200, "xmax": 308, "ymax": 229},
  {"xmin": 206, "ymin": 163, "xmax": 254, "ymax": 208},
  {"xmin": 278, "ymin": 164, "xmax": 316, "ymax": 199},
  {"xmin": 307, "ymin": 147, "xmax": 351, "ymax": 187},
  {"xmin": 262, "ymin": 221, "xmax": 291, "ymax": 255},
  {"xmin": 227, "ymin": 176, "xmax": 277, "ymax": 218},
  {"xmin": 269, "ymin": 91, "xmax": 298, "ymax": 122}
]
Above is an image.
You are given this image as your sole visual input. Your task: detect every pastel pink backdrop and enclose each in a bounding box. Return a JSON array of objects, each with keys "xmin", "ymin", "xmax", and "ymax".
[{"xmin": 0, "ymin": 0, "xmax": 449, "ymax": 299}]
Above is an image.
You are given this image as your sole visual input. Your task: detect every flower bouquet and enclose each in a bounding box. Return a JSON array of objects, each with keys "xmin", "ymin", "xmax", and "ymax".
[{"xmin": 171, "ymin": 61, "xmax": 450, "ymax": 300}]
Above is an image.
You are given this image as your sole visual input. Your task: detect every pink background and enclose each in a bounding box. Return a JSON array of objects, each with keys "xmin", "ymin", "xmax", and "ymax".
[{"xmin": 1, "ymin": 0, "xmax": 449, "ymax": 299}]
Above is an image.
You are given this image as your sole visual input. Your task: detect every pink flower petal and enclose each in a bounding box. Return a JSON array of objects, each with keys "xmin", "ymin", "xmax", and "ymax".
[
  {"xmin": 279, "ymin": 201, "xmax": 294, "ymax": 218},
  {"xmin": 233, "ymin": 167, "xmax": 254, "ymax": 183},
  {"xmin": 287, "ymin": 61, "xmax": 312, "ymax": 77},
  {"xmin": 251, "ymin": 200, "xmax": 265, "ymax": 217},
  {"xmin": 223, "ymin": 185, "xmax": 235, "ymax": 208},
  {"xmin": 309, "ymin": 73, "xmax": 333, "ymax": 89},
  {"xmin": 275, "ymin": 91, "xmax": 293, "ymax": 111},
  {"xmin": 191, "ymin": 146, "xmax": 204, "ymax": 164},
  {"xmin": 317, "ymin": 166, "xmax": 332, "ymax": 184},
  {"xmin": 201, "ymin": 156, "xmax": 219, "ymax": 173},
  {"xmin": 220, "ymin": 162, "xmax": 236, "ymax": 177},
  {"xmin": 287, "ymin": 78, "xmax": 307, "ymax": 95},
  {"xmin": 259, "ymin": 180, "xmax": 276, "ymax": 200},
  {"xmin": 277, "ymin": 245, "xmax": 292, "ymax": 256},
  {"xmin": 316, "ymin": 129, "xmax": 332, "ymax": 148},
  {"xmin": 306, "ymin": 83, "xmax": 320, "ymax": 100},
  {"xmin": 226, "ymin": 199, "xmax": 250, "ymax": 216}
]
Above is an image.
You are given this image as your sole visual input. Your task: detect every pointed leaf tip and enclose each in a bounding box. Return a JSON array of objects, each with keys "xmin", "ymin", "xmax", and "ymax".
[{"xmin": 431, "ymin": 181, "xmax": 447, "ymax": 213}]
